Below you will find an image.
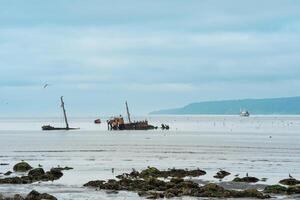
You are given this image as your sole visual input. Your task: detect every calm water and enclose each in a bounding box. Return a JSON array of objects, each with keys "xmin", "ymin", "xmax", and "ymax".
[{"xmin": 0, "ymin": 115, "xmax": 299, "ymax": 199}]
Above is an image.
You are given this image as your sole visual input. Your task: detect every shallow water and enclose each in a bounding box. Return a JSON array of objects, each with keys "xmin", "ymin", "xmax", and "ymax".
[{"xmin": 0, "ymin": 115, "xmax": 299, "ymax": 199}]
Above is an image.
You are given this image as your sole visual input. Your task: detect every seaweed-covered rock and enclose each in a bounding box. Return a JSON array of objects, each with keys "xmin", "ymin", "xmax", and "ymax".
[
  {"xmin": 198, "ymin": 183, "xmax": 230, "ymax": 198},
  {"xmin": 214, "ymin": 170, "xmax": 231, "ymax": 179},
  {"xmin": 48, "ymin": 168, "xmax": 63, "ymax": 180},
  {"xmin": 84, "ymin": 169, "xmax": 270, "ymax": 199},
  {"xmin": 0, "ymin": 194, "xmax": 23, "ymax": 200},
  {"xmin": 139, "ymin": 167, "xmax": 206, "ymax": 178},
  {"xmin": 140, "ymin": 167, "xmax": 161, "ymax": 177},
  {"xmin": 28, "ymin": 168, "xmax": 45, "ymax": 177},
  {"xmin": 279, "ymin": 178, "xmax": 300, "ymax": 186},
  {"xmin": 263, "ymin": 185, "xmax": 287, "ymax": 194},
  {"xmin": 0, "ymin": 167, "xmax": 64, "ymax": 184},
  {"xmin": 0, "ymin": 190, "xmax": 56, "ymax": 200},
  {"xmin": 25, "ymin": 190, "xmax": 57, "ymax": 200},
  {"xmin": 84, "ymin": 180, "xmax": 105, "ymax": 187},
  {"xmin": 237, "ymin": 189, "xmax": 269, "ymax": 199},
  {"xmin": 287, "ymin": 185, "xmax": 300, "ymax": 195},
  {"xmin": 233, "ymin": 176, "xmax": 259, "ymax": 183},
  {"xmin": 13, "ymin": 162, "xmax": 32, "ymax": 172}
]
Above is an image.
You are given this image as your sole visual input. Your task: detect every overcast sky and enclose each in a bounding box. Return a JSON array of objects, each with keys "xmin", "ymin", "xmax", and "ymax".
[{"xmin": 1, "ymin": 0, "xmax": 300, "ymax": 117}]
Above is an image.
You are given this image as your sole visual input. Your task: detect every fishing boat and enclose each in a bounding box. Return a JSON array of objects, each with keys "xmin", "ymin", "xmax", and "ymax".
[
  {"xmin": 107, "ymin": 101, "xmax": 157, "ymax": 130},
  {"xmin": 42, "ymin": 96, "xmax": 79, "ymax": 131}
]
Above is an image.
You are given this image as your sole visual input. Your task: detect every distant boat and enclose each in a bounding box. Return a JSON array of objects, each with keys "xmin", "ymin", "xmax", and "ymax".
[
  {"xmin": 42, "ymin": 96, "xmax": 79, "ymax": 131},
  {"xmin": 94, "ymin": 119, "xmax": 101, "ymax": 124},
  {"xmin": 240, "ymin": 110, "xmax": 250, "ymax": 117}
]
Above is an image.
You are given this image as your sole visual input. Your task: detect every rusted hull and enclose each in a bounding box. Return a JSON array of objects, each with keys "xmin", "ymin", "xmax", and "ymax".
[
  {"xmin": 42, "ymin": 125, "xmax": 79, "ymax": 131},
  {"xmin": 110, "ymin": 122, "xmax": 157, "ymax": 131}
]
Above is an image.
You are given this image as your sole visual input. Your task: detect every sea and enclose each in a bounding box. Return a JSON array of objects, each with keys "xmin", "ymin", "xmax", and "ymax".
[{"xmin": 0, "ymin": 115, "xmax": 299, "ymax": 199}]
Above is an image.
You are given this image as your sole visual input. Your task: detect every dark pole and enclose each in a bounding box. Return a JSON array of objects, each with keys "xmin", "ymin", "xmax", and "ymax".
[{"xmin": 61, "ymin": 96, "xmax": 69, "ymax": 129}]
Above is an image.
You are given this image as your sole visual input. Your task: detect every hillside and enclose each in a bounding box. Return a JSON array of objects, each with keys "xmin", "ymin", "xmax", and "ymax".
[{"xmin": 150, "ymin": 97, "xmax": 300, "ymax": 115}]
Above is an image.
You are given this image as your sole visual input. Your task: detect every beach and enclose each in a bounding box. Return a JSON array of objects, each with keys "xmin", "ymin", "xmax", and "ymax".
[{"xmin": 0, "ymin": 115, "xmax": 299, "ymax": 199}]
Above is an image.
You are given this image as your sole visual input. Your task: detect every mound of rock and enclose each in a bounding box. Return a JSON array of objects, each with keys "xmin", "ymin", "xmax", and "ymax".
[
  {"xmin": 233, "ymin": 176, "xmax": 260, "ymax": 183},
  {"xmin": 214, "ymin": 170, "xmax": 231, "ymax": 179},
  {"xmin": 13, "ymin": 162, "xmax": 32, "ymax": 172},
  {"xmin": 0, "ymin": 190, "xmax": 56, "ymax": 200},
  {"xmin": 279, "ymin": 178, "xmax": 300, "ymax": 186},
  {"xmin": 0, "ymin": 167, "xmax": 64, "ymax": 184},
  {"xmin": 116, "ymin": 167, "xmax": 206, "ymax": 180},
  {"xmin": 263, "ymin": 184, "xmax": 300, "ymax": 195},
  {"xmin": 263, "ymin": 185, "xmax": 287, "ymax": 194},
  {"xmin": 286, "ymin": 185, "xmax": 300, "ymax": 195}
]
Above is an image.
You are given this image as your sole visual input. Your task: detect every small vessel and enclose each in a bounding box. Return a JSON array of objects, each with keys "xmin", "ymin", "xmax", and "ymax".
[
  {"xmin": 42, "ymin": 96, "xmax": 79, "ymax": 131},
  {"xmin": 94, "ymin": 119, "xmax": 101, "ymax": 124},
  {"xmin": 240, "ymin": 109, "xmax": 250, "ymax": 117},
  {"xmin": 107, "ymin": 101, "xmax": 157, "ymax": 130}
]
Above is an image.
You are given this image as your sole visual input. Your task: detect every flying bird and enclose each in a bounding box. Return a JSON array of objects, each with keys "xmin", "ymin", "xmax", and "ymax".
[{"xmin": 43, "ymin": 84, "xmax": 50, "ymax": 88}]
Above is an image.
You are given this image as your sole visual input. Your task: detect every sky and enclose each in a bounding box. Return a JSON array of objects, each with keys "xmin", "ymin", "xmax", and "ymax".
[{"xmin": 0, "ymin": 0, "xmax": 300, "ymax": 117}]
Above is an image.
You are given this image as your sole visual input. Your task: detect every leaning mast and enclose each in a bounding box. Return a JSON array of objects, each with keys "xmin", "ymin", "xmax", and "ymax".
[
  {"xmin": 125, "ymin": 101, "xmax": 132, "ymax": 123},
  {"xmin": 60, "ymin": 96, "xmax": 69, "ymax": 129}
]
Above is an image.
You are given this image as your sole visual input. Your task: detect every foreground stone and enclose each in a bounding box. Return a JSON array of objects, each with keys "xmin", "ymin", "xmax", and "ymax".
[
  {"xmin": 263, "ymin": 184, "xmax": 300, "ymax": 195},
  {"xmin": 13, "ymin": 162, "xmax": 32, "ymax": 172},
  {"xmin": 263, "ymin": 185, "xmax": 287, "ymax": 194},
  {"xmin": 286, "ymin": 185, "xmax": 300, "ymax": 195},
  {"xmin": 279, "ymin": 178, "xmax": 300, "ymax": 186},
  {"xmin": 0, "ymin": 190, "xmax": 56, "ymax": 200},
  {"xmin": 84, "ymin": 168, "xmax": 270, "ymax": 199}
]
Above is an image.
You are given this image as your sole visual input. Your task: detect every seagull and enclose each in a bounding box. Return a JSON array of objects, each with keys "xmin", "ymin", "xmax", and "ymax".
[
  {"xmin": 289, "ymin": 174, "xmax": 294, "ymax": 179},
  {"xmin": 234, "ymin": 174, "xmax": 240, "ymax": 177},
  {"xmin": 43, "ymin": 84, "xmax": 50, "ymax": 88}
]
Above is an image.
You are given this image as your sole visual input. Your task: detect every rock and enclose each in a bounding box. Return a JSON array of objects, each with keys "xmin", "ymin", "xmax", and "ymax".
[
  {"xmin": 214, "ymin": 170, "xmax": 231, "ymax": 179},
  {"xmin": 237, "ymin": 189, "xmax": 270, "ymax": 199},
  {"xmin": 286, "ymin": 185, "xmax": 300, "ymax": 195},
  {"xmin": 13, "ymin": 162, "xmax": 32, "ymax": 172},
  {"xmin": 48, "ymin": 168, "xmax": 63, "ymax": 180},
  {"xmin": 28, "ymin": 168, "xmax": 45, "ymax": 177},
  {"xmin": 4, "ymin": 171, "xmax": 12, "ymax": 176},
  {"xmin": 0, "ymin": 167, "xmax": 63, "ymax": 185},
  {"xmin": 84, "ymin": 180, "xmax": 106, "ymax": 187},
  {"xmin": 0, "ymin": 163, "xmax": 9, "ymax": 166},
  {"xmin": 139, "ymin": 167, "xmax": 206, "ymax": 178},
  {"xmin": 279, "ymin": 178, "xmax": 300, "ymax": 186},
  {"xmin": 55, "ymin": 166, "xmax": 73, "ymax": 171},
  {"xmin": 0, "ymin": 190, "xmax": 56, "ymax": 200},
  {"xmin": 233, "ymin": 176, "xmax": 260, "ymax": 183},
  {"xmin": 84, "ymin": 168, "xmax": 270, "ymax": 199},
  {"xmin": 25, "ymin": 190, "xmax": 57, "ymax": 200},
  {"xmin": 263, "ymin": 185, "xmax": 287, "ymax": 194},
  {"xmin": 170, "ymin": 178, "xmax": 184, "ymax": 184},
  {"xmin": 140, "ymin": 167, "xmax": 161, "ymax": 177}
]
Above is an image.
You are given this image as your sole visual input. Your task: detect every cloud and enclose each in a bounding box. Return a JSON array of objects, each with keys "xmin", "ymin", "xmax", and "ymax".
[{"xmin": 1, "ymin": 0, "xmax": 300, "ymax": 115}]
